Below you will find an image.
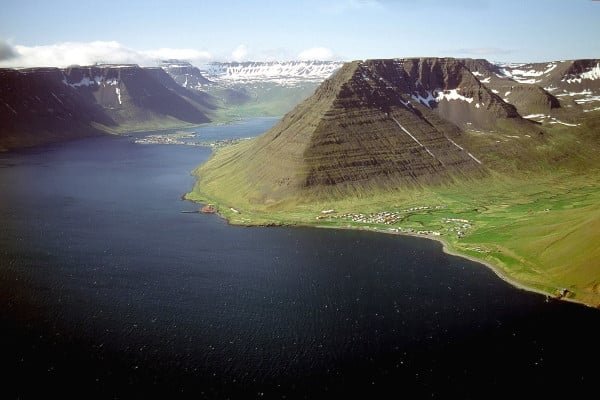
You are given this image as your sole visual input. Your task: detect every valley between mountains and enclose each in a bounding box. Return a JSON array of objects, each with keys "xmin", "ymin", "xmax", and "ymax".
[
  {"xmin": 187, "ymin": 57, "xmax": 600, "ymax": 307},
  {"xmin": 1, "ymin": 56, "xmax": 599, "ymax": 306}
]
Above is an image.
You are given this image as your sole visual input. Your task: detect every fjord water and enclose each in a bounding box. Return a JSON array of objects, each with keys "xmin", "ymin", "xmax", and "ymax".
[{"xmin": 1, "ymin": 118, "xmax": 599, "ymax": 399}]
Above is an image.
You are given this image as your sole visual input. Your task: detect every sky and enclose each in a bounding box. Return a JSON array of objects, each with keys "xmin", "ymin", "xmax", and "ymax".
[{"xmin": 0, "ymin": 0, "xmax": 599, "ymax": 67}]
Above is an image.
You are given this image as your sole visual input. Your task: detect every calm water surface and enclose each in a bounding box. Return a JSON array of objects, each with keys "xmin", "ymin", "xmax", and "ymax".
[{"xmin": 1, "ymin": 118, "xmax": 599, "ymax": 399}]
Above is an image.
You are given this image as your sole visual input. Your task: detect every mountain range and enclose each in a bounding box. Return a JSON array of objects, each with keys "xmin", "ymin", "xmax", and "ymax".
[
  {"xmin": 1, "ymin": 60, "xmax": 344, "ymax": 151},
  {"xmin": 196, "ymin": 57, "xmax": 600, "ymax": 201},
  {"xmin": 0, "ymin": 64, "xmax": 216, "ymax": 151},
  {"xmin": 162, "ymin": 60, "xmax": 344, "ymax": 118}
]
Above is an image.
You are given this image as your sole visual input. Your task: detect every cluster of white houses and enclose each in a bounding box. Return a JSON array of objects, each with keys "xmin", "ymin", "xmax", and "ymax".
[{"xmin": 316, "ymin": 207, "xmax": 472, "ymax": 239}]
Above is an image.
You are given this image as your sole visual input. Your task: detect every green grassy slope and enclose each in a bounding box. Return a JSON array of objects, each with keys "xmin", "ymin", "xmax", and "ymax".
[{"xmin": 188, "ymin": 110, "xmax": 600, "ymax": 307}]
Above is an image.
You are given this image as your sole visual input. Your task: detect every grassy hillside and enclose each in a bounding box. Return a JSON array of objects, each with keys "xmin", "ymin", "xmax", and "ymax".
[{"xmin": 188, "ymin": 111, "xmax": 600, "ymax": 307}]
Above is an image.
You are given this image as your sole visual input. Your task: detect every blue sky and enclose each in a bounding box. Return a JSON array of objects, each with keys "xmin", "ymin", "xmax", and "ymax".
[{"xmin": 1, "ymin": 0, "xmax": 599, "ymax": 67}]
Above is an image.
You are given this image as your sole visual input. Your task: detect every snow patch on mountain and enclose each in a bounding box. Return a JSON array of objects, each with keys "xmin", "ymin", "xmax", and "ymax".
[
  {"xmin": 411, "ymin": 92, "xmax": 435, "ymax": 106},
  {"xmin": 435, "ymin": 89, "xmax": 474, "ymax": 103},
  {"xmin": 563, "ymin": 62, "xmax": 600, "ymax": 84},
  {"xmin": 555, "ymin": 88, "xmax": 600, "ymax": 104},
  {"xmin": 574, "ymin": 95, "xmax": 600, "ymax": 104},
  {"xmin": 580, "ymin": 63, "xmax": 600, "ymax": 80},
  {"xmin": 409, "ymin": 89, "xmax": 475, "ymax": 108},
  {"xmin": 523, "ymin": 113, "xmax": 547, "ymax": 119},
  {"xmin": 555, "ymin": 89, "xmax": 593, "ymax": 97},
  {"xmin": 498, "ymin": 63, "xmax": 557, "ymax": 84},
  {"xmin": 522, "ymin": 113, "xmax": 580, "ymax": 126},
  {"xmin": 64, "ymin": 74, "xmax": 119, "ymax": 88}
]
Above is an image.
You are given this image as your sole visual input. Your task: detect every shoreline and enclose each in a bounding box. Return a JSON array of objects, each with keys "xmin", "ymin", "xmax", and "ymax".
[
  {"xmin": 311, "ymin": 224, "xmax": 596, "ymax": 309},
  {"xmin": 202, "ymin": 205, "xmax": 596, "ymax": 309},
  {"xmin": 309, "ymin": 225, "xmax": 559, "ymax": 299}
]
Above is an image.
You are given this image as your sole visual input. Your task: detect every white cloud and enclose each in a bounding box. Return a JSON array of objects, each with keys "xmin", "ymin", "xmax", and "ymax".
[
  {"xmin": 231, "ymin": 44, "xmax": 249, "ymax": 62},
  {"xmin": 297, "ymin": 47, "xmax": 334, "ymax": 61},
  {"xmin": 0, "ymin": 40, "xmax": 212, "ymax": 68},
  {"xmin": 0, "ymin": 40, "xmax": 337, "ymax": 67},
  {"xmin": 9, "ymin": 41, "xmax": 140, "ymax": 67}
]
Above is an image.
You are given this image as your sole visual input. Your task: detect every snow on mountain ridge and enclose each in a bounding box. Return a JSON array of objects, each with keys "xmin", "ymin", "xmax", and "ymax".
[
  {"xmin": 563, "ymin": 62, "xmax": 600, "ymax": 84},
  {"xmin": 203, "ymin": 61, "xmax": 344, "ymax": 86},
  {"xmin": 498, "ymin": 62, "xmax": 558, "ymax": 84}
]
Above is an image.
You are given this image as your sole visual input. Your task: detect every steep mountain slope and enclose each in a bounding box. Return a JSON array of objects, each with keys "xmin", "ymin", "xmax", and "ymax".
[
  {"xmin": 1, "ymin": 65, "xmax": 216, "ymax": 150},
  {"xmin": 0, "ymin": 68, "xmax": 114, "ymax": 151},
  {"xmin": 360, "ymin": 58, "xmax": 529, "ymax": 132},
  {"xmin": 62, "ymin": 65, "xmax": 212, "ymax": 127},
  {"xmin": 197, "ymin": 58, "xmax": 543, "ymax": 204},
  {"xmin": 159, "ymin": 60, "xmax": 213, "ymax": 89},
  {"xmin": 144, "ymin": 67, "xmax": 217, "ymax": 113}
]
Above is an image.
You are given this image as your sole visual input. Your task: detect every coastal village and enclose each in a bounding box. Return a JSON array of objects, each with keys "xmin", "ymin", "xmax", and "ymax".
[
  {"xmin": 135, "ymin": 132, "xmax": 250, "ymax": 148},
  {"xmin": 134, "ymin": 132, "xmax": 198, "ymax": 146},
  {"xmin": 197, "ymin": 201, "xmax": 475, "ymax": 241},
  {"xmin": 315, "ymin": 206, "xmax": 474, "ymax": 239}
]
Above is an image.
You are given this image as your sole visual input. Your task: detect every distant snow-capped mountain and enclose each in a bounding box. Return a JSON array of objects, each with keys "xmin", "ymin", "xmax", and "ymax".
[
  {"xmin": 159, "ymin": 60, "xmax": 345, "ymax": 117},
  {"xmin": 159, "ymin": 60, "xmax": 213, "ymax": 89},
  {"xmin": 201, "ymin": 61, "xmax": 344, "ymax": 86}
]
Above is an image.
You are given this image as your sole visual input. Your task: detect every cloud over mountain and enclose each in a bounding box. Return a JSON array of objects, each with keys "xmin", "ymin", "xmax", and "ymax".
[
  {"xmin": 0, "ymin": 40, "xmax": 213, "ymax": 68},
  {"xmin": 231, "ymin": 45, "xmax": 249, "ymax": 62},
  {"xmin": 0, "ymin": 40, "xmax": 339, "ymax": 67}
]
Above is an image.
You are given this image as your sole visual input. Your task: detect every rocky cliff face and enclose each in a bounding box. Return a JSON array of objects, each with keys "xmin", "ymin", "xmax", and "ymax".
[
  {"xmin": 62, "ymin": 65, "xmax": 212, "ymax": 125},
  {"xmin": 159, "ymin": 60, "xmax": 212, "ymax": 89},
  {"xmin": 0, "ymin": 65, "xmax": 216, "ymax": 150},
  {"xmin": 199, "ymin": 59, "xmax": 513, "ymax": 202},
  {"xmin": 482, "ymin": 59, "xmax": 600, "ymax": 119},
  {"xmin": 345, "ymin": 58, "xmax": 526, "ymax": 132},
  {"xmin": 0, "ymin": 68, "xmax": 114, "ymax": 150}
]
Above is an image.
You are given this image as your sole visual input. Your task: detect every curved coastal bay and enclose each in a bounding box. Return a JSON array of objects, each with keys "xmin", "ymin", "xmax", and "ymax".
[
  {"xmin": 190, "ymin": 138, "xmax": 600, "ymax": 307},
  {"xmin": 1, "ymin": 119, "xmax": 600, "ymax": 398}
]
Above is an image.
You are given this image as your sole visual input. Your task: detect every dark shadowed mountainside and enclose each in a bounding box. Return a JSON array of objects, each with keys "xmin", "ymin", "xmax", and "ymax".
[
  {"xmin": 0, "ymin": 65, "xmax": 216, "ymax": 151},
  {"xmin": 196, "ymin": 58, "xmax": 568, "ymax": 203}
]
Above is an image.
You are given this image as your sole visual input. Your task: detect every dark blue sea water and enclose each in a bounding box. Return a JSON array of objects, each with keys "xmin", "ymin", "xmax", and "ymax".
[{"xmin": 1, "ymin": 118, "xmax": 599, "ymax": 399}]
